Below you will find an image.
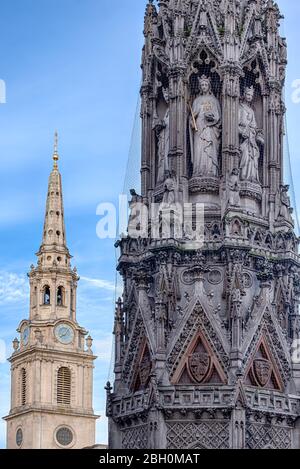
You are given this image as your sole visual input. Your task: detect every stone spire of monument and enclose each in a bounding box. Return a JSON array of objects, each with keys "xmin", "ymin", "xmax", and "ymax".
[{"xmin": 108, "ymin": 0, "xmax": 300, "ymax": 450}]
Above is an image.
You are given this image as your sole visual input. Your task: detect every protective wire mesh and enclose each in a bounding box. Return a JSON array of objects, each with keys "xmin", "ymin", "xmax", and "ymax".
[
  {"xmin": 122, "ymin": 95, "xmax": 142, "ymax": 198},
  {"xmin": 106, "ymin": 94, "xmax": 142, "ymax": 382},
  {"xmin": 283, "ymin": 113, "xmax": 300, "ymax": 235}
]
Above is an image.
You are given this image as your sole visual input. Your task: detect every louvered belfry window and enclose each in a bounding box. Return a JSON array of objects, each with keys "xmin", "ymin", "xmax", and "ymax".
[
  {"xmin": 57, "ymin": 367, "xmax": 71, "ymax": 405},
  {"xmin": 21, "ymin": 368, "xmax": 26, "ymax": 406}
]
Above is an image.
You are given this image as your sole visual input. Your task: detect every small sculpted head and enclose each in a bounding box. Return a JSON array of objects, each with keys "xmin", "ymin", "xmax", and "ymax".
[
  {"xmin": 244, "ymin": 86, "xmax": 255, "ymax": 103},
  {"xmin": 199, "ymin": 75, "xmax": 212, "ymax": 95}
]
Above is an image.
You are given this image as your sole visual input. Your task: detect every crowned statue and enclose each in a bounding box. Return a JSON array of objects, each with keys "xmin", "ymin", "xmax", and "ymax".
[
  {"xmin": 189, "ymin": 75, "xmax": 221, "ymax": 178},
  {"xmin": 155, "ymin": 88, "xmax": 170, "ymax": 184},
  {"xmin": 239, "ymin": 86, "xmax": 264, "ymax": 183}
]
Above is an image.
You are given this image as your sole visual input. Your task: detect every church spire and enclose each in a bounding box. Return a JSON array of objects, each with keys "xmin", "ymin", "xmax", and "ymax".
[
  {"xmin": 4, "ymin": 133, "xmax": 99, "ymax": 448},
  {"xmin": 39, "ymin": 133, "xmax": 69, "ymax": 260}
]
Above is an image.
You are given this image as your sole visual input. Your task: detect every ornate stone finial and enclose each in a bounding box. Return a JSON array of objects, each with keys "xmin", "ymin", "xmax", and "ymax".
[
  {"xmin": 105, "ymin": 381, "xmax": 113, "ymax": 394},
  {"xmin": 12, "ymin": 337, "xmax": 19, "ymax": 352},
  {"xmin": 86, "ymin": 335, "xmax": 93, "ymax": 353},
  {"xmin": 53, "ymin": 131, "xmax": 59, "ymax": 169}
]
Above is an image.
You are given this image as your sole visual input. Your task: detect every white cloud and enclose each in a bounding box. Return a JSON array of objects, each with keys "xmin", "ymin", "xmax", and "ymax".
[
  {"xmin": 0, "ymin": 272, "xmax": 29, "ymax": 305},
  {"xmin": 0, "ymin": 340, "xmax": 7, "ymax": 364},
  {"xmin": 81, "ymin": 276, "xmax": 115, "ymax": 292},
  {"xmin": 93, "ymin": 335, "xmax": 113, "ymax": 363},
  {"xmin": 95, "ymin": 411, "xmax": 108, "ymax": 446},
  {"xmin": 0, "ymin": 367, "xmax": 10, "ymax": 448}
]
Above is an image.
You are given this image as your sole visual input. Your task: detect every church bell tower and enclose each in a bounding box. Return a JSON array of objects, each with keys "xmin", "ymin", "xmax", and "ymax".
[
  {"xmin": 107, "ymin": 0, "xmax": 300, "ymax": 449},
  {"xmin": 4, "ymin": 135, "xmax": 98, "ymax": 449}
]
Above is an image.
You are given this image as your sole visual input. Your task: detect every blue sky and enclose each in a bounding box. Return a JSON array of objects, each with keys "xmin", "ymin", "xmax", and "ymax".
[{"xmin": 0, "ymin": 0, "xmax": 300, "ymax": 448}]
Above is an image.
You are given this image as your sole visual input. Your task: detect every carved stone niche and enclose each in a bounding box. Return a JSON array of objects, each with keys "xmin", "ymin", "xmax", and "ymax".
[
  {"xmin": 230, "ymin": 218, "xmax": 244, "ymax": 238},
  {"xmin": 245, "ymin": 338, "xmax": 283, "ymax": 392},
  {"xmin": 187, "ymin": 51, "xmax": 222, "ymax": 197},
  {"xmin": 238, "ymin": 62, "xmax": 264, "ymax": 215}
]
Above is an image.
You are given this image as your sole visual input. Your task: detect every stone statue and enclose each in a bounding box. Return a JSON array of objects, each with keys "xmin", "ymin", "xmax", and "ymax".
[
  {"xmin": 155, "ymin": 88, "xmax": 170, "ymax": 184},
  {"xmin": 152, "ymin": 14, "xmax": 160, "ymax": 40},
  {"xmin": 239, "ymin": 86, "xmax": 264, "ymax": 183},
  {"xmin": 189, "ymin": 76, "xmax": 221, "ymax": 178},
  {"xmin": 277, "ymin": 185, "xmax": 293, "ymax": 224},
  {"xmin": 278, "ymin": 36, "xmax": 287, "ymax": 64},
  {"xmin": 228, "ymin": 168, "xmax": 240, "ymax": 207},
  {"xmin": 162, "ymin": 171, "xmax": 178, "ymax": 206}
]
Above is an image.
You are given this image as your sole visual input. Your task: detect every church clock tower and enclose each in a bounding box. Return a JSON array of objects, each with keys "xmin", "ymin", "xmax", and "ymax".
[{"xmin": 4, "ymin": 135, "xmax": 98, "ymax": 449}]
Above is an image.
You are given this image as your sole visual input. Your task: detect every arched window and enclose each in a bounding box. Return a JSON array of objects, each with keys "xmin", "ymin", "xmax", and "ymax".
[
  {"xmin": 20, "ymin": 368, "xmax": 27, "ymax": 406},
  {"xmin": 57, "ymin": 286, "xmax": 64, "ymax": 306},
  {"xmin": 57, "ymin": 367, "xmax": 71, "ymax": 405},
  {"xmin": 43, "ymin": 286, "xmax": 50, "ymax": 305}
]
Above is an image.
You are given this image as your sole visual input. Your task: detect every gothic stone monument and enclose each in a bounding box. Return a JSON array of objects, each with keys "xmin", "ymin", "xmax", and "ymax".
[{"xmin": 106, "ymin": 0, "xmax": 300, "ymax": 449}]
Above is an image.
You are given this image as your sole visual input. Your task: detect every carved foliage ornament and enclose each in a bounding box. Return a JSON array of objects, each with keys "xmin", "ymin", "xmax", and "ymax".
[{"xmin": 139, "ymin": 354, "xmax": 152, "ymax": 388}]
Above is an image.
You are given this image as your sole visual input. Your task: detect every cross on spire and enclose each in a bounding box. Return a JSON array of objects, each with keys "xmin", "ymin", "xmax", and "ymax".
[{"xmin": 53, "ymin": 131, "xmax": 59, "ymax": 169}]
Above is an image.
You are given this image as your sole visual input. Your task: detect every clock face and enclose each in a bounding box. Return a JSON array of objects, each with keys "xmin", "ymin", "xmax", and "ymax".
[
  {"xmin": 22, "ymin": 327, "xmax": 30, "ymax": 346},
  {"xmin": 55, "ymin": 324, "xmax": 74, "ymax": 345}
]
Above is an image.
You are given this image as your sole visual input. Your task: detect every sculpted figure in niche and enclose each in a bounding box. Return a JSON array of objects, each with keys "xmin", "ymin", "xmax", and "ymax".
[
  {"xmin": 155, "ymin": 88, "xmax": 170, "ymax": 184},
  {"xmin": 189, "ymin": 75, "xmax": 221, "ymax": 178},
  {"xmin": 239, "ymin": 86, "xmax": 264, "ymax": 183},
  {"xmin": 277, "ymin": 185, "xmax": 293, "ymax": 224},
  {"xmin": 228, "ymin": 168, "xmax": 240, "ymax": 207},
  {"xmin": 162, "ymin": 171, "xmax": 179, "ymax": 206}
]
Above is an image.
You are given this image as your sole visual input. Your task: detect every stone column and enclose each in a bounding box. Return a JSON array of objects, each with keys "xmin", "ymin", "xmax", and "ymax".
[
  {"xmin": 141, "ymin": 82, "xmax": 153, "ymax": 197},
  {"xmin": 231, "ymin": 408, "xmax": 246, "ymax": 449},
  {"xmin": 221, "ymin": 65, "xmax": 241, "ymax": 181},
  {"xmin": 114, "ymin": 298, "xmax": 124, "ymax": 393},
  {"xmin": 149, "ymin": 409, "xmax": 167, "ymax": 449}
]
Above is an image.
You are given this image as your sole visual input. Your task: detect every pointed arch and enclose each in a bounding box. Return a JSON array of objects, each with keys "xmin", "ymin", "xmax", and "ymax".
[
  {"xmin": 125, "ymin": 285, "xmax": 139, "ymax": 336},
  {"xmin": 185, "ymin": 6, "xmax": 224, "ymax": 64},
  {"xmin": 264, "ymin": 232, "xmax": 273, "ymax": 250},
  {"xmin": 211, "ymin": 222, "xmax": 221, "ymax": 239},
  {"xmin": 276, "ymin": 233, "xmax": 286, "ymax": 251},
  {"xmin": 231, "ymin": 218, "xmax": 242, "ymax": 237},
  {"xmin": 254, "ymin": 230, "xmax": 263, "ymax": 245},
  {"xmin": 171, "ymin": 329, "xmax": 226, "ymax": 385},
  {"xmin": 133, "ymin": 340, "xmax": 152, "ymax": 392},
  {"xmin": 167, "ymin": 301, "xmax": 229, "ymax": 381},
  {"xmin": 122, "ymin": 310, "xmax": 155, "ymax": 391},
  {"xmin": 245, "ymin": 335, "xmax": 284, "ymax": 392}
]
